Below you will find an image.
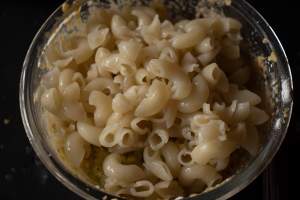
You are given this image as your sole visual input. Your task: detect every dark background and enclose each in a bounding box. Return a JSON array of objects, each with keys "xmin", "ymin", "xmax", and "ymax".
[{"xmin": 0, "ymin": 1, "xmax": 297, "ymax": 199}]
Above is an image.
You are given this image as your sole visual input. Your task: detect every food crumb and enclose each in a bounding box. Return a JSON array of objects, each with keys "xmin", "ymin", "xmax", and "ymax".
[
  {"xmin": 102, "ymin": 195, "xmax": 107, "ymax": 200},
  {"xmin": 224, "ymin": 0, "xmax": 232, "ymax": 6},
  {"xmin": 262, "ymin": 38, "xmax": 269, "ymax": 44},
  {"xmin": 62, "ymin": 2, "xmax": 70, "ymax": 13},
  {"xmin": 268, "ymin": 52, "xmax": 278, "ymax": 63},
  {"xmin": 3, "ymin": 118, "xmax": 10, "ymax": 125},
  {"xmin": 4, "ymin": 173, "xmax": 13, "ymax": 182},
  {"xmin": 95, "ymin": 185, "xmax": 100, "ymax": 189}
]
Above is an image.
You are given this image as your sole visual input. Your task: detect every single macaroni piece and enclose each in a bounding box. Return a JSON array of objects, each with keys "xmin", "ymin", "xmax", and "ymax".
[
  {"xmin": 131, "ymin": 117, "xmax": 152, "ymax": 135},
  {"xmin": 147, "ymin": 59, "xmax": 191, "ymax": 100},
  {"xmin": 65, "ymin": 132, "xmax": 87, "ymax": 167},
  {"xmin": 130, "ymin": 180, "xmax": 155, "ymax": 197},
  {"xmin": 135, "ymin": 80, "xmax": 170, "ymax": 117},
  {"xmin": 77, "ymin": 121, "xmax": 102, "ymax": 147},
  {"xmin": 148, "ymin": 129, "xmax": 169, "ymax": 150},
  {"xmin": 177, "ymin": 148, "xmax": 194, "ymax": 166},
  {"xmin": 179, "ymin": 164, "xmax": 221, "ymax": 187},
  {"xmin": 161, "ymin": 142, "xmax": 181, "ymax": 177},
  {"xmin": 177, "ymin": 73, "xmax": 209, "ymax": 113},
  {"xmin": 40, "ymin": 5, "xmax": 270, "ymax": 199},
  {"xmin": 89, "ymin": 91, "xmax": 112, "ymax": 127},
  {"xmin": 191, "ymin": 140, "xmax": 237, "ymax": 165},
  {"xmin": 103, "ymin": 153, "xmax": 146, "ymax": 183}
]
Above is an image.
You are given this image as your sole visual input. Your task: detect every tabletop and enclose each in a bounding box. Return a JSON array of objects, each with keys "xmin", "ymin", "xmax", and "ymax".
[{"xmin": 0, "ymin": 0, "xmax": 297, "ymax": 199}]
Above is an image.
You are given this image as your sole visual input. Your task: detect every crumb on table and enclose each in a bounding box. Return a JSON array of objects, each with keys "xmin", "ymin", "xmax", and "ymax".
[{"xmin": 3, "ymin": 118, "xmax": 10, "ymax": 125}]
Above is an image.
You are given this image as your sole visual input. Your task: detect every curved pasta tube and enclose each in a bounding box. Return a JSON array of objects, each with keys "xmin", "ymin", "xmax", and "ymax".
[
  {"xmin": 190, "ymin": 113, "xmax": 218, "ymax": 133},
  {"xmin": 62, "ymin": 37, "xmax": 94, "ymax": 64},
  {"xmin": 118, "ymin": 39, "xmax": 143, "ymax": 62},
  {"xmin": 113, "ymin": 74, "xmax": 135, "ymax": 91},
  {"xmin": 172, "ymin": 26, "xmax": 206, "ymax": 49},
  {"xmin": 112, "ymin": 93, "xmax": 133, "ymax": 114},
  {"xmin": 65, "ymin": 132, "xmax": 87, "ymax": 167},
  {"xmin": 106, "ymin": 112, "xmax": 133, "ymax": 128},
  {"xmin": 181, "ymin": 52, "xmax": 199, "ymax": 73},
  {"xmin": 77, "ymin": 121, "xmax": 101, "ymax": 147},
  {"xmin": 154, "ymin": 181, "xmax": 184, "ymax": 199},
  {"xmin": 214, "ymin": 157, "xmax": 230, "ymax": 171},
  {"xmin": 148, "ymin": 129, "xmax": 169, "ymax": 151},
  {"xmin": 226, "ymin": 88, "xmax": 261, "ymax": 106},
  {"xmin": 42, "ymin": 67, "xmax": 60, "ymax": 88},
  {"xmin": 231, "ymin": 102, "xmax": 251, "ymax": 123},
  {"xmin": 143, "ymin": 146, "xmax": 161, "ymax": 162},
  {"xmin": 202, "ymin": 63, "xmax": 229, "ymax": 92},
  {"xmin": 164, "ymin": 100, "xmax": 178, "ymax": 128},
  {"xmin": 123, "ymin": 86, "xmax": 148, "ymax": 107},
  {"xmin": 111, "ymin": 15, "xmax": 135, "ymax": 40},
  {"xmin": 193, "ymin": 119, "xmax": 227, "ymax": 143},
  {"xmin": 147, "ymin": 59, "xmax": 191, "ymax": 100},
  {"xmin": 72, "ymin": 72, "xmax": 85, "ymax": 88},
  {"xmin": 177, "ymin": 148, "xmax": 194, "ymax": 166},
  {"xmin": 197, "ymin": 47, "xmax": 221, "ymax": 66},
  {"xmin": 196, "ymin": 37, "xmax": 215, "ymax": 53},
  {"xmin": 135, "ymin": 68, "xmax": 152, "ymax": 85},
  {"xmin": 191, "ymin": 140, "xmax": 237, "ymax": 165},
  {"xmin": 247, "ymin": 106, "xmax": 269, "ymax": 125},
  {"xmin": 41, "ymin": 88, "xmax": 61, "ymax": 114},
  {"xmin": 178, "ymin": 73, "xmax": 209, "ymax": 113},
  {"xmin": 116, "ymin": 128, "xmax": 137, "ymax": 147},
  {"xmin": 99, "ymin": 125, "xmax": 119, "ymax": 147},
  {"xmin": 89, "ymin": 91, "xmax": 112, "ymax": 127},
  {"xmin": 159, "ymin": 47, "xmax": 178, "ymax": 64},
  {"xmin": 130, "ymin": 117, "xmax": 152, "ymax": 135},
  {"xmin": 135, "ymin": 80, "xmax": 170, "ymax": 117},
  {"xmin": 87, "ymin": 26, "xmax": 110, "ymax": 50},
  {"xmin": 161, "ymin": 142, "xmax": 181, "ymax": 177},
  {"xmin": 63, "ymin": 101, "xmax": 87, "ymax": 121},
  {"xmin": 104, "ymin": 176, "xmax": 128, "ymax": 195},
  {"xmin": 103, "ymin": 153, "xmax": 145, "ymax": 183},
  {"xmin": 59, "ymin": 68, "xmax": 75, "ymax": 93},
  {"xmin": 144, "ymin": 160, "xmax": 173, "ymax": 181},
  {"xmin": 179, "ymin": 165, "xmax": 221, "ymax": 187},
  {"xmin": 84, "ymin": 77, "xmax": 120, "ymax": 95},
  {"xmin": 62, "ymin": 82, "xmax": 80, "ymax": 102},
  {"xmin": 131, "ymin": 6, "xmax": 156, "ymax": 28},
  {"xmin": 95, "ymin": 47, "xmax": 110, "ymax": 66},
  {"xmin": 130, "ymin": 180, "xmax": 155, "ymax": 197},
  {"xmin": 161, "ymin": 20, "xmax": 176, "ymax": 39},
  {"xmin": 141, "ymin": 15, "xmax": 161, "ymax": 44}
]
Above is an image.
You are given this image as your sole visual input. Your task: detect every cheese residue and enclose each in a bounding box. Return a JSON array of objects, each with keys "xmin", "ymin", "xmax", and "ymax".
[{"xmin": 268, "ymin": 52, "xmax": 278, "ymax": 63}]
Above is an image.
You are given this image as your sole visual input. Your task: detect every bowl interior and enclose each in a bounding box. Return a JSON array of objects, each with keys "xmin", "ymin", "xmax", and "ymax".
[{"xmin": 20, "ymin": 0, "xmax": 293, "ymax": 199}]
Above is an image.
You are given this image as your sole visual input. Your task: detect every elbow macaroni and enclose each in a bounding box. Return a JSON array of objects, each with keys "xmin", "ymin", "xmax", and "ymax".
[{"xmin": 40, "ymin": 5, "xmax": 270, "ymax": 199}]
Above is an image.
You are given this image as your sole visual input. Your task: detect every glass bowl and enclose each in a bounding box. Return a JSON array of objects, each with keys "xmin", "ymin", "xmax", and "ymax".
[{"xmin": 19, "ymin": 0, "xmax": 293, "ymax": 199}]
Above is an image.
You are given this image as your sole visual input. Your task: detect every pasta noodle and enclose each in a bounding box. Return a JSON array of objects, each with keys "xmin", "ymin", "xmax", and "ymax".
[
  {"xmin": 147, "ymin": 59, "xmax": 191, "ymax": 100},
  {"xmin": 135, "ymin": 80, "xmax": 170, "ymax": 117},
  {"xmin": 130, "ymin": 180, "xmax": 155, "ymax": 197}
]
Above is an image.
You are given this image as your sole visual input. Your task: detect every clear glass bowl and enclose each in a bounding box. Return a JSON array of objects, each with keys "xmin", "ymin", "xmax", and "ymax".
[{"xmin": 19, "ymin": 0, "xmax": 293, "ymax": 199}]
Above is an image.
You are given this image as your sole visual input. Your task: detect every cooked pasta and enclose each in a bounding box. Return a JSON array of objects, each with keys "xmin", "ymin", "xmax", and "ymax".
[{"xmin": 39, "ymin": 4, "xmax": 270, "ymax": 199}]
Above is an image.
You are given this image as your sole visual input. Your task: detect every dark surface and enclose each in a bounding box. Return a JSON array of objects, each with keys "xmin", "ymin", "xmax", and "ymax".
[{"xmin": 0, "ymin": 1, "xmax": 296, "ymax": 199}]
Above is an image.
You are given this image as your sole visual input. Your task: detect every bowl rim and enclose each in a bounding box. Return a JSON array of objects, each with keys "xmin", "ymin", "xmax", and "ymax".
[{"xmin": 19, "ymin": 0, "xmax": 293, "ymax": 199}]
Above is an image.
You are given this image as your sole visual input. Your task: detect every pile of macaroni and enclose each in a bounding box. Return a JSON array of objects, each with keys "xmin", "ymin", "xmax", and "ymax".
[{"xmin": 40, "ymin": 4, "xmax": 269, "ymax": 199}]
